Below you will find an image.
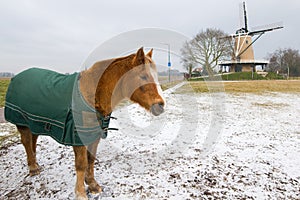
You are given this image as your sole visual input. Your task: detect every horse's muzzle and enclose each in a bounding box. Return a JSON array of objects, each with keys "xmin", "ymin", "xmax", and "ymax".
[{"xmin": 150, "ymin": 102, "xmax": 165, "ymax": 116}]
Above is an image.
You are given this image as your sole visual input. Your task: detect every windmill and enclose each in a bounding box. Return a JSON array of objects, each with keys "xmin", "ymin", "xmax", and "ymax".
[{"xmin": 220, "ymin": 2, "xmax": 283, "ymax": 72}]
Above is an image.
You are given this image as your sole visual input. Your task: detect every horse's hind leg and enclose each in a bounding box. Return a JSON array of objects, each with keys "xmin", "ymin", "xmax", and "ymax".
[
  {"xmin": 17, "ymin": 125, "xmax": 40, "ymax": 176},
  {"xmin": 85, "ymin": 139, "xmax": 102, "ymax": 194},
  {"xmin": 32, "ymin": 134, "xmax": 39, "ymax": 154}
]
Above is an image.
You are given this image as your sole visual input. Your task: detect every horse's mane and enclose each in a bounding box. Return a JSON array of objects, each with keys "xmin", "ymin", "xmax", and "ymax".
[
  {"xmin": 93, "ymin": 53, "xmax": 135, "ymax": 71},
  {"xmin": 81, "ymin": 53, "xmax": 135, "ymax": 80},
  {"xmin": 80, "ymin": 53, "xmax": 136, "ymax": 100}
]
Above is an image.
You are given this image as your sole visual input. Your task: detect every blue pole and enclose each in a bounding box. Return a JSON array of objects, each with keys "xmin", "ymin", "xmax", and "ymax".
[
  {"xmin": 161, "ymin": 43, "xmax": 171, "ymax": 82},
  {"xmin": 167, "ymin": 44, "xmax": 171, "ymax": 82}
]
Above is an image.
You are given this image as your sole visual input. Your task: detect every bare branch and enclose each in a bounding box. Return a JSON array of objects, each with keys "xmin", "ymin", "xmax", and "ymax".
[{"xmin": 180, "ymin": 28, "xmax": 232, "ymax": 75}]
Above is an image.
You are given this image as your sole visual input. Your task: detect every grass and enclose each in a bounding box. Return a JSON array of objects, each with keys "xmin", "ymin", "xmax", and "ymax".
[
  {"xmin": 177, "ymin": 80, "xmax": 300, "ymax": 94},
  {"xmin": 189, "ymin": 72, "xmax": 284, "ymax": 81},
  {"xmin": 160, "ymin": 80, "xmax": 183, "ymax": 91},
  {"xmin": 222, "ymin": 72, "xmax": 263, "ymax": 80},
  {"xmin": 1, "ymin": 78, "xmax": 300, "ymax": 107},
  {"xmin": 0, "ymin": 131, "xmax": 19, "ymax": 148},
  {"xmin": 0, "ymin": 79, "xmax": 10, "ymax": 107},
  {"xmin": 221, "ymin": 72, "xmax": 284, "ymax": 81}
]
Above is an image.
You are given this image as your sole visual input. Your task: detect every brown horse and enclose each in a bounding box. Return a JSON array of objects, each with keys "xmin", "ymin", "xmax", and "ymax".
[{"xmin": 5, "ymin": 47, "xmax": 165, "ymax": 199}]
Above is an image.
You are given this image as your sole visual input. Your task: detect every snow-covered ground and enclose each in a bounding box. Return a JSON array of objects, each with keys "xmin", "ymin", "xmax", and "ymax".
[{"xmin": 0, "ymin": 83, "xmax": 299, "ymax": 199}]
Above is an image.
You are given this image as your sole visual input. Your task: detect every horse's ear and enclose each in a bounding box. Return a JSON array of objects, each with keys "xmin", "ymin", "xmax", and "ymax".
[
  {"xmin": 135, "ymin": 47, "xmax": 145, "ymax": 64},
  {"xmin": 146, "ymin": 48, "xmax": 153, "ymax": 58}
]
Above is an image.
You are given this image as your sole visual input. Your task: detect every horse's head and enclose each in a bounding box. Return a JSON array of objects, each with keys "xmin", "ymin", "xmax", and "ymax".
[{"xmin": 121, "ymin": 47, "xmax": 165, "ymax": 116}]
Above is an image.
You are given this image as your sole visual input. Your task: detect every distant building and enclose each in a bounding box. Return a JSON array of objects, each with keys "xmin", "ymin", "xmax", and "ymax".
[
  {"xmin": 192, "ymin": 67, "xmax": 202, "ymax": 77},
  {"xmin": 0, "ymin": 72, "xmax": 14, "ymax": 78},
  {"xmin": 219, "ymin": 35, "xmax": 269, "ymax": 72},
  {"xmin": 219, "ymin": 2, "xmax": 282, "ymax": 73}
]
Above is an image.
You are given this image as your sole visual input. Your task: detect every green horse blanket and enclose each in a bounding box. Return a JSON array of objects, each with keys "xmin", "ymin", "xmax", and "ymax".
[{"xmin": 5, "ymin": 68, "xmax": 111, "ymax": 146}]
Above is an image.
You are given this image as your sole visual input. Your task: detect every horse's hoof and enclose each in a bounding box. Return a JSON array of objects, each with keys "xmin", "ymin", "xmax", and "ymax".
[
  {"xmin": 75, "ymin": 191, "xmax": 88, "ymax": 200},
  {"xmin": 76, "ymin": 195, "xmax": 88, "ymax": 200},
  {"xmin": 88, "ymin": 183, "xmax": 102, "ymax": 194},
  {"xmin": 29, "ymin": 167, "xmax": 40, "ymax": 176}
]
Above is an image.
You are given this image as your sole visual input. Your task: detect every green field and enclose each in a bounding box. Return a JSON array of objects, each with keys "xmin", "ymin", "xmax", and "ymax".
[
  {"xmin": 189, "ymin": 72, "xmax": 284, "ymax": 81},
  {"xmin": 0, "ymin": 79, "xmax": 10, "ymax": 107}
]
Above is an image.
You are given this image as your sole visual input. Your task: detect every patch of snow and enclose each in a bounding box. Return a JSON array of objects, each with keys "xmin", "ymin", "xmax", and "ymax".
[
  {"xmin": 0, "ymin": 85, "xmax": 299, "ymax": 199},
  {"xmin": 0, "ymin": 131, "xmax": 10, "ymax": 137}
]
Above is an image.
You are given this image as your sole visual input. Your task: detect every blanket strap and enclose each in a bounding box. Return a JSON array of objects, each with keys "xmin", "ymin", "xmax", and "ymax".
[{"xmin": 96, "ymin": 111, "xmax": 119, "ymax": 139}]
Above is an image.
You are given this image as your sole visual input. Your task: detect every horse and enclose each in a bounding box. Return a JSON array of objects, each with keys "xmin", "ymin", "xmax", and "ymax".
[{"xmin": 4, "ymin": 47, "xmax": 165, "ymax": 199}]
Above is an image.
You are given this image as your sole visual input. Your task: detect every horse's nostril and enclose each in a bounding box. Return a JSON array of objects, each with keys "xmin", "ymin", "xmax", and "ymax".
[
  {"xmin": 150, "ymin": 102, "xmax": 165, "ymax": 116},
  {"xmin": 158, "ymin": 102, "xmax": 164, "ymax": 107},
  {"xmin": 158, "ymin": 102, "xmax": 165, "ymax": 110}
]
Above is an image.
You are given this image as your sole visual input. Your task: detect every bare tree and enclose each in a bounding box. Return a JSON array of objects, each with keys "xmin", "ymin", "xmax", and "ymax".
[
  {"xmin": 181, "ymin": 28, "xmax": 232, "ymax": 76},
  {"xmin": 267, "ymin": 48, "xmax": 300, "ymax": 77}
]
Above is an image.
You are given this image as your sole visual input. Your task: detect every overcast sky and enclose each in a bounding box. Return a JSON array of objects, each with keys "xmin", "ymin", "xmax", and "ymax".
[{"xmin": 0, "ymin": 0, "xmax": 299, "ymax": 73}]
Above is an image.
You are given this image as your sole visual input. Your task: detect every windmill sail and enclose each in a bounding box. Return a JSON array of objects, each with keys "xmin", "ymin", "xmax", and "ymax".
[
  {"xmin": 249, "ymin": 22, "xmax": 284, "ymax": 36},
  {"xmin": 243, "ymin": 2, "xmax": 248, "ymax": 32},
  {"xmin": 238, "ymin": 2, "xmax": 249, "ymax": 34},
  {"xmin": 239, "ymin": 3, "xmax": 245, "ymax": 30}
]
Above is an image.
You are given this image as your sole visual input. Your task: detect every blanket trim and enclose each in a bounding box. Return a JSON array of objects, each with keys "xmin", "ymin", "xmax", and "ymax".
[{"xmin": 75, "ymin": 75, "xmax": 112, "ymax": 139}]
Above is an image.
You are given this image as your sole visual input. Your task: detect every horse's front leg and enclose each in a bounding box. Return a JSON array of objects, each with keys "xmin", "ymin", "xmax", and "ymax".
[
  {"xmin": 73, "ymin": 146, "xmax": 88, "ymax": 200},
  {"xmin": 85, "ymin": 139, "xmax": 102, "ymax": 194}
]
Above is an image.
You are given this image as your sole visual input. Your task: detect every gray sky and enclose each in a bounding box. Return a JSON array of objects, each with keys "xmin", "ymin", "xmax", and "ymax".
[{"xmin": 0, "ymin": 0, "xmax": 299, "ymax": 74}]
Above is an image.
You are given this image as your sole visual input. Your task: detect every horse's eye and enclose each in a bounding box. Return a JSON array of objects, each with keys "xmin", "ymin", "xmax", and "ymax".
[{"xmin": 140, "ymin": 75, "xmax": 148, "ymax": 80}]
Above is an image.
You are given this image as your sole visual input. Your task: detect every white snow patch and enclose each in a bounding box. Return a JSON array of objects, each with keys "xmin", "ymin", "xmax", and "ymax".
[
  {"xmin": 0, "ymin": 86, "xmax": 300, "ymax": 199},
  {"xmin": 0, "ymin": 131, "xmax": 10, "ymax": 137}
]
